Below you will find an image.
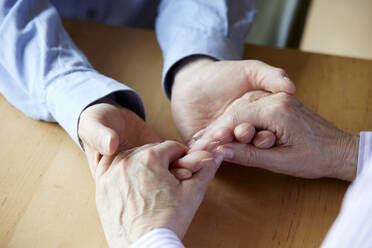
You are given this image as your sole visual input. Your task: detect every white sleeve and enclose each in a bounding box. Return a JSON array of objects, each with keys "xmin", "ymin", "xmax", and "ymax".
[
  {"xmin": 321, "ymin": 157, "xmax": 372, "ymax": 247},
  {"xmin": 131, "ymin": 228, "xmax": 184, "ymax": 248}
]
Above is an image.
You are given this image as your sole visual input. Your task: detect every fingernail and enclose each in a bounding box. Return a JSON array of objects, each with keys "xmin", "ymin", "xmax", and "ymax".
[
  {"xmin": 180, "ymin": 171, "xmax": 192, "ymax": 180},
  {"xmin": 255, "ymin": 140, "xmax": 266, "ymax": 147},
  {"xmin": 254, "ymin": 138, "xmax": 272, "ymax": 148},
  {"xmin": 213, "ymin": 151, "xmax": 224, "ymax": 165},
  {"xmin": 218, "ymin": 146, "xmax": 234, "ymax": 159},
  {"xmin": 190, "ymin": 139, "xmax": 217, "ymax": 152},
  {"xmin": 192, "ymin": 128, "xmax": 207, "ymax": 141},
  {"xmin": 103, "ymin": 135, "xmax": 112, "ymax": 153}
]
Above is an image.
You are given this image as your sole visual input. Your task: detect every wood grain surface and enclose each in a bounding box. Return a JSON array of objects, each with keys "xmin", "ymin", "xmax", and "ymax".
[{"xmin": 1, "ymin": 20, "xmax": 372, "ymax": 248}]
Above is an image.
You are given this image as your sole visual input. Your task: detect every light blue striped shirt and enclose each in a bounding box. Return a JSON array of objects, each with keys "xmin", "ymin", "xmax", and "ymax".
[{"xmin": 0, "ymin": 0, "xmax": 256, "ymax": 146}]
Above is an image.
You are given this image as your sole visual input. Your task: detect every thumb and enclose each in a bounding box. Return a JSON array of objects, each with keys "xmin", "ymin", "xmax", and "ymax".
[
  {"xmin": 79, "ymin": 119, "xmax": 120, "ymax": 155},
  {"xmin": 246, "ymin": 61, "xmax": 296, "ymax": 94},
  {"xmin": 95, "ymin": 154, "xmax": 116, "ymax": 180}
]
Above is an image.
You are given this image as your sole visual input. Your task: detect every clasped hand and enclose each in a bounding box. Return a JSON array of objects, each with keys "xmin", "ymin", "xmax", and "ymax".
[
  {"xmin": 78, "ymin": 58, "xmax": 359, "ymax": 247},
  {"xmin": 172, "ymin": 58, "xmax": 358, "ymax": 181}
]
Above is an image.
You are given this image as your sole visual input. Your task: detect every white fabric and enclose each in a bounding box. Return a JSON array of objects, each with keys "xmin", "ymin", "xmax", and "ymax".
[
  {"xmin": 131, "ymin": 228, "xmax": 184, "ymax": 248},
  {"xmin": 322, "ymin": 132, "xmax": 372, "ymax": 247}
]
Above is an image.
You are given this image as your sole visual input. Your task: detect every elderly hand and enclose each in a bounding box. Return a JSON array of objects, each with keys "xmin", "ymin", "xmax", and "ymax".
[
  {"xmin": 95, "ymin": 141, "xmax": 222, "ymax": 247},
  {"xmin": 78, "ymin": 101, "xmax": 160, "ymax": 175},
  {"xmin": 196, "ymin": 91, "xmax": 359, "ymax": 181},
  {"xmin": 171, "ymin": 58, "xmax": 296, "ymax": 150}
]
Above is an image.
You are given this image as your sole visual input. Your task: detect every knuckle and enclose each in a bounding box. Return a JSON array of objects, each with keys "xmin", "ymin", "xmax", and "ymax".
[
  {"xmin": 242, "ymin": 60, "xmax": 259, "ymax": 76},
  {"xmin": 276, "ymin": 92, "xmax": 292, "ymax": 101},
  {"xmin": 117, "ymin": 157, "xmax": 130, "ymax": 168},
  {"xmin": 268, "ymin": 96, "xmax": 291, "ymax": 114},
  {"xmin": 274, "ymin": 67, "xmax": 287, "ymax": 77},
  {"xmin": 226, "ymin": 110, "xmax": 240, "ymax": 127},
  {"xmin": 139, "ymin": 148, "xmax": 159, "ymax": 164},
  {"xmin": 249, "ymin": 59, "xmax": 265, "ymax": 67},
  {"xmin": 269, "ymin": 101, "xmax": 285, "ymax": 114}
]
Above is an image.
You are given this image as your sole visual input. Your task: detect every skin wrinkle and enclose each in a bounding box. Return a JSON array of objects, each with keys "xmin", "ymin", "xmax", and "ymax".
[
  {"xmin": 215, "ymin": 91, "xmax": 359, "ymax": 180},
  {"xmin": 119, "ymin": 148, "xmax": 177, "ymax": 242},
  {"xmin": 172, "ymin": 59, "xmax": 294, "ymax": 150},
  {"xmin": 98, "ymin": 176, "xmax": 129, "ymax": 246}
]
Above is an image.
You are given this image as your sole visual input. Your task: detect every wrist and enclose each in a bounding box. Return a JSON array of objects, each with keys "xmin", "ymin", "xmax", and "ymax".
[
  {"xmin": 172, "ymin": 57, "xmax": 215, "ymax": 96},
  {"xmin": 78, "ymin": 94, "xmax": 119, "ymax": 150},
  {"xmin": 332, "ymin": 132, "xmax": 359, "ymax": 181}
]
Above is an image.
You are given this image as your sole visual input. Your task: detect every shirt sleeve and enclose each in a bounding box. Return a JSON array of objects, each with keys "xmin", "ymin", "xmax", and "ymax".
[
  {"xmin": 131, "ymin": 228, "xmax": 184, "ymax": 248},
  {"xmin": 321, "ymin": 157, "xmax": 372, "ymax": 247},
  {"xmin": 356, "ymin": 132, "xmax": 372, "ymax": 176},
  {"xmin": 0, "ymin": 0, "xmax": 145, "ymax": 147},
  {"xmin": 155, "ymin": 0, "xmax": 257, "ymax": 98}
]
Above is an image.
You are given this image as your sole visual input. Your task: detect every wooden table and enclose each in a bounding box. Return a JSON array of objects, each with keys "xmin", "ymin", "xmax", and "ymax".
[
  {"xmin": 301, "ymin": 0, "xmax": 372, "ymax": 60},
  {"xmin": 1, "ymin": 20, "xmax": 372, "ymax": 248}
]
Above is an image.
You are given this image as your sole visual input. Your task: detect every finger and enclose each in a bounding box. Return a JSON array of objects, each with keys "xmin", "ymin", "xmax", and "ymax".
[
  {"xmin": 217, "ymin": 142, "xmax": 288, "ymax": 174},
  {"xmin": 154, "ymin": 141, "xmax": 189, "ymax": 166},
  {"xmin": 189, "ymin": 126, "xmax": 234, "ymax": 152},
  {"xmin": 234, "ymin": 123, "xmax": 256, "ymax": 143},
  {"xmin": 171, "ymin": 168, "xmax": 193, "ymax": 180},
  {"xmin": 95, "ymin": 154, "xmax": 116, "ymax": 180},
  {"xmin": 189, "ymin": 128, "xmax": 207, "ymax": 146},
  {"xmin": 84, "ymin": 143, "xmax": 103, "ymax": 176},
  {"xmin": 79, "ymin": 120, "xmax": 119, "ymax": 155},
  {"xmin": 239, "ymin": 90, "xmax": 272, "ymax": 102},
  {"xmin": 247, "ymin": 61, "xmax": 296, "ymax": 94},
  {"xmin": 172, "ymin": 150, "xmax": 216, "ymax": 173},
  {"xmin": 192, "ymin": 91, "xmax": 273, "ymax": 149},
  {"xmin": 197, "ymin": 92, "xmax": 280, "ymax": 148},
  {"xmin": 252, "ymin": 130, "xmax": 276, "ymax": 149},
  {"xmin": 181, "ymin": 154, "xmax": 220, "ymax": 192}
]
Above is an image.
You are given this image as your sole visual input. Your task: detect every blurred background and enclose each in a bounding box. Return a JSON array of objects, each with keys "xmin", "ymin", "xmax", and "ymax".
[{"xmin": 246, "ymin": 0, "xmax": 372, "ymax": 60}]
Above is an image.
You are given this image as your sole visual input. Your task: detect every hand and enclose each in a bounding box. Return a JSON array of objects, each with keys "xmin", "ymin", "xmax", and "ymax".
[
  {"xmin": 171, "ymin": 58, "xmax": 296, "ymax": 149},
  {"xmin": 78, "ymin": 101, "xmax": 160, "ymax": 174},
  {"xmin": 95, "ymin": 141, "xmax": 222, "ymax": 247},
  {"xmin": 198, "ymin": 91, "xmax": 359, "ymax": 181}
]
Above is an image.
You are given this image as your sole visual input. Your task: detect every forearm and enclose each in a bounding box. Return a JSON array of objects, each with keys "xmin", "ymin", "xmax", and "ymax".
[
  {"xmin": 156, "ymin": 0, "xmax": 257, "ymax": 98},
  {"xmin": 0, "ymin": 0, "xmax": 144, "ymax": 147}
]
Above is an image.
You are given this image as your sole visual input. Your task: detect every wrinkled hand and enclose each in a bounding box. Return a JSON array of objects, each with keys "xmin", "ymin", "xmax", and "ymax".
[
  {"xmin": 78, "ymin": 101, "xmax": 160, "ymax": 174},
  {"xmin": 95, "ymin": 141, "xmax": 222, "ymax": 247},
  {"xmin": 197, "ymin": 91, "xmax": 359, "ymax": 181},
  {"xmin": 171, "ymin": 58, "xmax": 296, "ymax": 150}
]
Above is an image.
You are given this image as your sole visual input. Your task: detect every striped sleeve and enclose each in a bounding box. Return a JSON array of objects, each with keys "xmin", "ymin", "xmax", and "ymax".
[
  {"xmin": 357, "ymin": 132, "xmax": 372, "ymax": 176},
  {"xmin": 131, "ymin": 228, "xmax": 185, "ymax": 248}
]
